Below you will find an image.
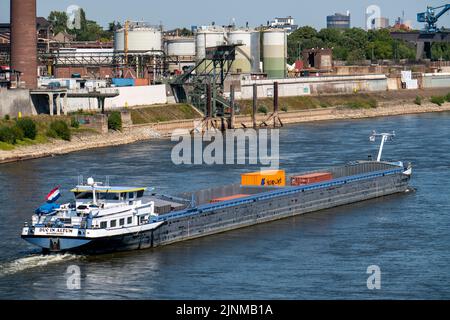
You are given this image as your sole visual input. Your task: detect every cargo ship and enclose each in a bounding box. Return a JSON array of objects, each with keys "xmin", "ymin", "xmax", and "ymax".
[{"xmin": 21, "ymin": 131, "xmax": 412, "ymax": 254}]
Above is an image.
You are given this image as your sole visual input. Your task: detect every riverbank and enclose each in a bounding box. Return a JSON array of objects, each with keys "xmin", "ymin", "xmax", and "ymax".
[{"xmin": 1, "ymin": 100, "xmax": 450, "ymax": 164}]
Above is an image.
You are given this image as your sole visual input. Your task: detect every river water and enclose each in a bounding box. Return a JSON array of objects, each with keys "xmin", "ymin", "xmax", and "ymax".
[{"xmin": 0, "ymin": 112, "xmax": 449, "ymax": 299}]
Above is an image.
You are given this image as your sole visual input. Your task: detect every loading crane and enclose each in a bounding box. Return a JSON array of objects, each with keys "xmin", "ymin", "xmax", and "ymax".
[{"xmin": 417, "ymin": 4, "xmax": 450, "ymax": 33}]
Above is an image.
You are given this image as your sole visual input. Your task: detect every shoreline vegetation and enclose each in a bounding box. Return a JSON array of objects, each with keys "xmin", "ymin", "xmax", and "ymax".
[{"xmin": 1, "ymin": 89, "xmax": 450, "ymax": 164}]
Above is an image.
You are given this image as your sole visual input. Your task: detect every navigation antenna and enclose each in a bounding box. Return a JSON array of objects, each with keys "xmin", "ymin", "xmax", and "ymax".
[{"xmin": 370, "ymin": 131, "xmax": 395, "ymax": 162}]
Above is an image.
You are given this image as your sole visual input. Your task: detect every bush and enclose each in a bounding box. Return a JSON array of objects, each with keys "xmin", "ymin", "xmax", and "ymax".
[
  {"xmin": 0, "ymin": 126, "xmax": 16, "ymax": 144},
  {"xmin": 281, "ymin": 106, "xmax": 289, "ymax": 112},
  {"xmin": 47, "ymin": 120, "xmax": 71, "ymax": 141},
  {"xmin": 257, "ymin": 105, "xmax": 268, "ymax": 115},
  {"xmin": 346, "ymin": 102, "xmax": 364, "ymax": 109},
  {"xmin": 445, "ymin": 92, "xmax": 450, "ymax": 102},
  {"xmin": 4, "ymin": 115, "xmax": 10, "ymax": 121},
  {"xmin": 11, "ymin": 125, "xmax": 24, "ymax": 141},
  {"xmin": 368, "ymin": 98, "xmax": 378, "ymax": 108},
  {"xmin": 345, "ymin": 98, "xmax": 378, "ymax": 109},
  {"xmin": 16, "ymin": 118, "xmax": 37, "ymax": 140},
  {"xmin": 430, "ymin": 96, "xmax": 446, "ymax": 106},
  {"xmin": 0, "ymin": 125, "xmax": 23, "ymax": 144},
  {"xmin": 108, "ymin": 111, "xmax": 122, "ymax": 131},
  {"xmin": 414, "ymin": 95, "xmax": 422, "ymax": 106},
  {"xmin": 71, "ymin": 117, "xmax": 80, "ymax": 129}
]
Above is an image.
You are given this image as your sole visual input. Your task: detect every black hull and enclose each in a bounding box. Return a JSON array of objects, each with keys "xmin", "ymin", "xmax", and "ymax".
[{"xmin": 69, "ymin": 229, "xmax": 157, "ymax": 255}]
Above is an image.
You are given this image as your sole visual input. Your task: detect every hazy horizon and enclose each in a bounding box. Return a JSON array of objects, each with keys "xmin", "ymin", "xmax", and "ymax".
[{"xmin": 0, "ymin": 0, "xmax": 449, "ymax": 30}]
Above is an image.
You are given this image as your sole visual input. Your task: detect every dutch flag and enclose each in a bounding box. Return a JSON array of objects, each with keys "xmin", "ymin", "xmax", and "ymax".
[{"xmin": 46, "ymin": 186, "xmax": 61, "ymax": 203}]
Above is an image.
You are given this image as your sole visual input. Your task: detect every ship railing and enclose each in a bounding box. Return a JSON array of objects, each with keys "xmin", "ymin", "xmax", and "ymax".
[{"xmin": 290, "ymin": 161, "xmax": 399, "ymax": 180}]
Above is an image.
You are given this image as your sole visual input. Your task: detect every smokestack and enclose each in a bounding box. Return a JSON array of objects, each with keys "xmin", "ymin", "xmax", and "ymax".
[{"xmin": 10, "ymin": 0, "xmax": 37, "ymax": 89}]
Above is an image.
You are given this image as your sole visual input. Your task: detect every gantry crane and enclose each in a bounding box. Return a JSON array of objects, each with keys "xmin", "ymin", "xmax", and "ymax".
[{"xmin": 417, "ymin": 4, "xmax": 450, "ymax": 33}]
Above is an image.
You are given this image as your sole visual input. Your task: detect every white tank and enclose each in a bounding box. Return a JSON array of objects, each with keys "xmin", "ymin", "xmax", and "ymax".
[
  {"xmin": 114, "ymin": 24, "xmax": 162, "ymax": 52},
  {"xmin": 227, "ymin": 29, "xmax": 260, "ymax": 73},
  {"xmin": 165, "ymin": 38, "xmax": 196, "ymax": 57},
  {"xmin": 195, "ymin": 27, "xmax": 227, "ymax": 61},
  {"xmin": 263, "ymin": 29, "xmax": 287, "ymax": 79}
]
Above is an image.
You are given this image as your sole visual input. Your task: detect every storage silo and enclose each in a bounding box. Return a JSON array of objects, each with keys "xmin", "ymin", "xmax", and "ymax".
[
  {"xmin": 195, "ymin": 27, "xmax": 226, "ymax": 61},
  {"xmin": 195, "ymin": 27, "xmax": 226, "ymax": 73},
  {"xmin": 165, "ymin": 37, "xmax": 196, "ymax": 73},
  {"xmin": 227, "ymin": 29, "xmax": 260, "ymax": 74},
  {"xmin": 262, "ymin": 29, "xmax": 287, "ymax": 79},
  {"xmin": 165, "ymin": 37, "xmax": 196, "ymax": 57},
  {"xmin": 114, "ymin": 23, "xmax": 162, "ymax": 52}
]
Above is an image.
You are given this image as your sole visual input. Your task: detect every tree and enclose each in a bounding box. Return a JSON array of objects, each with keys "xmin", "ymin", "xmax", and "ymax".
[
  {"xmin": 342, "ymin": 28, "xmax": 368, "ymax": 53},
  {"xmin": 394, "ymin": 40, "xmax": 415, "ymax": 60},
  {"xmin": 347, "ymin": 49, "xmax": 367, "ymax": 64},
  {"xmin": 290, "ymin": 26, "xmax": 318, "ymax": 40},
  {"xmin": 67, "ymin": 8, "xmax": 113, "ymax": 41},
  {"xmin": 432, "ymin": 43, "xmax": 450, "ymax": 60},
  {"xmin": 287, "ymin": 26, "xmax": 321, "ymax": 63},
  {"xmin": 317, "ymin": 28, "xmax": 343, "ymax": 46},
  {"xmin": 48, "ymin": 11, "xmax": 68, "ymax": 35}
]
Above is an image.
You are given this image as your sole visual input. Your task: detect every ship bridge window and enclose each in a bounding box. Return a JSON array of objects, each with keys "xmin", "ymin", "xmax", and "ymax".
[
  {"xmin": 75, "ymin": 192, "xmax": 93, "ymax": 200},
  {"xmin": 128, "ymin": 192, "xmax": 136, "ymax": 200},
  {"xmin": 137, "ymin": 190, "xmax": 144, "ymax": 198},
  {"xmin": 98, "ymin": 193, "xmax": 120, "ymax": 201}
]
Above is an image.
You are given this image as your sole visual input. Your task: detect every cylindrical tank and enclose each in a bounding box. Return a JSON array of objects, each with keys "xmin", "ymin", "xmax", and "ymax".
[
  {"xmin": 165, "ymin": 38, "xmax": 196, "ymax": 57},
  {"xmin": 227, "ymin": 29, "xmax": 260, "ymax": 74},
  {"xmin": 195, "ymin": 27, "xmax": 226, "ymax": 61},
  {"xmin": 114, "ymin": 24, "xmax": 162, "ymax": 52},
  {"xmin": 10, "ymin": 0, "xmax": 37, "ymax": 89},
  {"xmin": 262, "ymin": 29, "xmax": 287, "ymax": 79}
]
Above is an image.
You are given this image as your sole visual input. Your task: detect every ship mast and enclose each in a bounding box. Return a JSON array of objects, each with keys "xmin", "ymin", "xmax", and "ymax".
[
  {"xmin": 87, "ymin": 177, "xmax": 97, "ymax": 205},
  {"xmin": 370, "ymin": 131, "xmax": 395, "ymax": 162}
]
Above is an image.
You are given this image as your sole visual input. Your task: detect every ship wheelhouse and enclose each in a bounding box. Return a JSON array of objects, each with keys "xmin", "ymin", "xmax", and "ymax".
[
  {"xmin": 69, "ymin": 185, "xmax": 153, "ymax": 229},
  {"xmin": 71, "ymin": 186, "xmax": 146, "ymax": 208}
]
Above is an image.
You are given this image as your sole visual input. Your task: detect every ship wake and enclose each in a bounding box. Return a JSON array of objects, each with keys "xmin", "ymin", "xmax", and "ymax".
[{"xmin": 0, "ymin": 253, "xmax": 83, "ymax": 277}]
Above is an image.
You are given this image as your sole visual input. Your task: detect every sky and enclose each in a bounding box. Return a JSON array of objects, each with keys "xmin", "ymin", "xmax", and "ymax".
[{"xmin": 0, "ymin": 0, "xmax": 449, "ymax": 30}]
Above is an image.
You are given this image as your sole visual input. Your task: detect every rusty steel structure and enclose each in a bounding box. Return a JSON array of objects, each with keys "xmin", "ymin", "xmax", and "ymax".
[{"xmin": 10, "ymin": 0, "xmax": 37, "ymax": 89}]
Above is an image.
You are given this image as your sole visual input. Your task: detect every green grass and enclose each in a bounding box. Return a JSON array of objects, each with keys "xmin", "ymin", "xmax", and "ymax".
[
  {"xmin": 71, "ymin": 127, "xmax": 100, "ymax": 135},
  {"xmin": 1, "ymin": 134, "xmax": 50, "ymax": 150},
  {"xmin": 0, "ymin": 141, "xmax": 14, "ymax": 151},
  {"xmin": 130, "ymin": 104, "xmax": 199, "ymax": 124},
  {"xmin": 15, "ymin": 138, "xmax": 37, "ymax": 147},
  {"xmin": 237, "ymin": 94, "xmax": 379, "ymax": 114},
  {"xmin": 14, "ymin": 134, "xmax": 49, "ymax": 147},
  {"xmin": 344, "ymin": 98, "xmax": 378, "ymax": 109}
]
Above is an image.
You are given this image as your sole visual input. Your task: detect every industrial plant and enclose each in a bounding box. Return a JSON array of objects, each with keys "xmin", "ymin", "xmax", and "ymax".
[{"xmin": 0, "ymin": 0, "xmax": 449, "ymax": 127}]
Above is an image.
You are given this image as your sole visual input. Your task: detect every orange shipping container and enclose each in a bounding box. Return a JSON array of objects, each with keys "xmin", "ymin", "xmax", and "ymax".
[
  {"xmin": 210, "ymin": 194, "xmax": 250, "ymax": 203},
  {"xmin": 241, "ymin": 170, "xmax": 286, "ymax": 187},
  {"xmin": 290, "ymin": 172, "xmax": 333, "ymax": 186},
  {"xmin": 134, "ymin": 78, "xmax": 149, "ymax": 86}
]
